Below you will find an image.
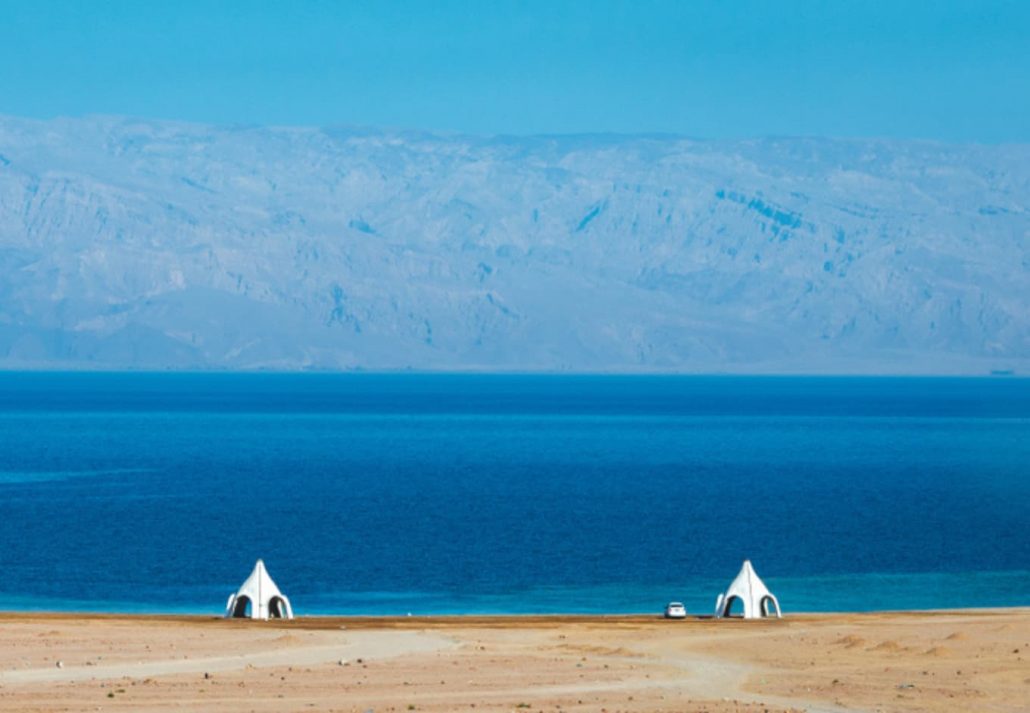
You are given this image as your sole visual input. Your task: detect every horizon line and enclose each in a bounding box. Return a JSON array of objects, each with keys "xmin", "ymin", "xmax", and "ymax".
[{"xmin": 2, "ymin": 112, "xmax": 1028, "ymax": 148}]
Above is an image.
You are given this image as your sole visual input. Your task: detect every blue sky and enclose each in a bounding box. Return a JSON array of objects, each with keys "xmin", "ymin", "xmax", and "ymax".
[{"xmin": 1, "ymin": 0, "xmax": 1028, "ymax": 141}]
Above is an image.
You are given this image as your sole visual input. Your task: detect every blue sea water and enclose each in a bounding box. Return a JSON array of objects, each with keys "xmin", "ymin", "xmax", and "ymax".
[{"xmin": 0, "ymin": 373, "xmax": 1028, "ymax": 616}]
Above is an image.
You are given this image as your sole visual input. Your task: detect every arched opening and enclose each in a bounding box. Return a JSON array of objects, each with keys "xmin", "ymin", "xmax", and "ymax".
[
  {"xmin": 722, "ymin": 595, "xmax": 744, "ymax": 618},
  {"xmin": 231, "ymin": 595, "xmax": 252, "ymax": 618},
  {"xmin": 268, "ymin": 596, "xmax": 287, "ymax": 619},
  {"xmin": 760, "ymin": 595, "xmax": 779, "ymax": 617}
]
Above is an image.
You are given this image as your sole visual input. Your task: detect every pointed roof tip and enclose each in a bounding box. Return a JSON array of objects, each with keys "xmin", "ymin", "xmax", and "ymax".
[
  {"xmin": 245, "ymin": 559, "xmax": 270, "ymax": 580},
  {"xmin": 728, "ymin": 559, "xmax": 763, "ymax": 590}
]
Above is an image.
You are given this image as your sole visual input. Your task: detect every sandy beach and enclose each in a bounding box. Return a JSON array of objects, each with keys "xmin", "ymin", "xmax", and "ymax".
[{"xmin": 0, "ymin": 609, "xmax": 1027, "ymax": 712}]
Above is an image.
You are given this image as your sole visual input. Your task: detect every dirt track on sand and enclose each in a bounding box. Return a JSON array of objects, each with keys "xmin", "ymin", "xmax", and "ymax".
[{"xmin": 0, "ymin": 609, "xmax": 1027, "ymax": 712}]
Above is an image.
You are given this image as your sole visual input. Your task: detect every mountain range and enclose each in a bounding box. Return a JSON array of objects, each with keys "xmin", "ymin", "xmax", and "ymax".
[{"xmin": 0, "ymin": 115, "xmax": 1027, "ymax": 373}]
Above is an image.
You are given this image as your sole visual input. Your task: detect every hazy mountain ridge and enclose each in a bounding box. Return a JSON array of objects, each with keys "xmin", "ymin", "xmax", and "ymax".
[{"xmin": 0, "ymin": 115, "xmax": 1027, "ymax": 372}]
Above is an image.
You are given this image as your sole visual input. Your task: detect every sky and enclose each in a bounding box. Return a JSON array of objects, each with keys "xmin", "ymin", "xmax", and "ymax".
[{"xmin": 1, "ymin": 0, "xmax": 1028, "ymax": 141}]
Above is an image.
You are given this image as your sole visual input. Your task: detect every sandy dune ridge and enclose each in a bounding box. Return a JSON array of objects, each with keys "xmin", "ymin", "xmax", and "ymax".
[{"xmin": 0, "ymin": 609, "xmax": 1027, "ymax": 712}]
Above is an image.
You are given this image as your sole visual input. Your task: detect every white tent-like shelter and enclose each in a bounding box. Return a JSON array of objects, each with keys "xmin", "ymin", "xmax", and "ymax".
[
  {"xmin": 224, "ymin": 559, "xmax": 294, "ymax": 620},
  {"xmin": 714, "ymin": 560, "xmax": 781, "ymax": 619}
]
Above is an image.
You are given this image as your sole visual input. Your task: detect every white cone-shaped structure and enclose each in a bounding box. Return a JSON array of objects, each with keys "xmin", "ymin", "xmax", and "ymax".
[
  {"xmin": 714, "ymin": 560, "xmax": 781, "ymax": 619},
  {"xmin": 224, "ymin": 559, "xmax": 294, "ymax": 620}
]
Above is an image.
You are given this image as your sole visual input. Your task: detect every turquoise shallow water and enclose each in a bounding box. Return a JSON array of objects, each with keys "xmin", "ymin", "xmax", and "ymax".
[{"xmin": 0, "ymin": 373, "xmax": 1027, "ymax": 615}]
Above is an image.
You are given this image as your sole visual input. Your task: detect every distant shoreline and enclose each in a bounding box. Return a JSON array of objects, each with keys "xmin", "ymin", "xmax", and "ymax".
[{"xmin": 0, "ymin": 367, "xmax": 1026, "ymax": 377}]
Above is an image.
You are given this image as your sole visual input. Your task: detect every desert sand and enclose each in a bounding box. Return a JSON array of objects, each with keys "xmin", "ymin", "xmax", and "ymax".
[{"xmin": 0, "ymin": 609, "xmax": 1027, "ymax": 712}]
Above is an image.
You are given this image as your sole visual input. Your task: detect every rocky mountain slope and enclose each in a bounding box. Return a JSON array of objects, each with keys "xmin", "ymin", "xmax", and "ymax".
[{"xmin": 0, "ymin": 115, "xmax": 1026, "ymax": 373}]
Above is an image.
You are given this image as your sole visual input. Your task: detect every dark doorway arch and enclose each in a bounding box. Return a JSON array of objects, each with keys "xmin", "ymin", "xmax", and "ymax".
[
  {"xmin": 230, "ymin": 595, "xmax": 252, "ymax": 618},
  {"xmin": 760, "ymin": 595, "xmax": 780, "ymax": 617},
  {"xmin": 268, "ymin": 596, "xmax": 287, "ymax": 619}
]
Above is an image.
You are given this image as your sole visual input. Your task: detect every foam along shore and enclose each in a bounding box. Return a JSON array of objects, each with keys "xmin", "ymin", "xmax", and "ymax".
[{"xmin": 0, "ymin": 609, "xmax": 1027, "ymax": 712}]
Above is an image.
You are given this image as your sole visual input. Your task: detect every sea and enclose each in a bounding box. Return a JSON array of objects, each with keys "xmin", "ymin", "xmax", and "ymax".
[{"xmin": 0, "ymin": 372, "xmax": 1027, "ymax": 616}]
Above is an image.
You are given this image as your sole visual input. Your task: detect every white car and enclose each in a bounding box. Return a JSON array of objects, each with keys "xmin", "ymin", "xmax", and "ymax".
[{"xmin": 664, "ymin": 602, "xmax": 687, "ymax": 619}]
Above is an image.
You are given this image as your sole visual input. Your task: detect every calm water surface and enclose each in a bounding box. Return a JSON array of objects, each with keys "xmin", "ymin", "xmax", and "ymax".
[{"xmin": 0, "ymin": 373, "xmax": 1027, "ymax": 614}]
